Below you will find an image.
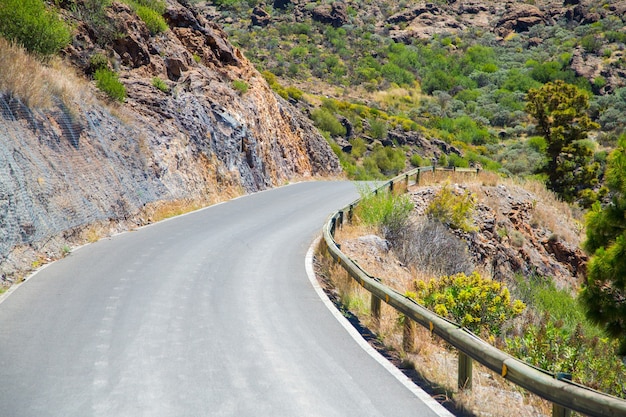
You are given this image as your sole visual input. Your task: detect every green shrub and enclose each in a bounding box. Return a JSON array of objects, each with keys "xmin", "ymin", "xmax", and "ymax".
[
  {"xmin": 370, "ymin": 145, "xmax": 406, "ymax": 177},
  {"xmin": 354, "ymin": 187, "xmax": 413, "ymax": 230},
  {"xmin": 0, "ymin": 0, "xmax": 71, "ymax": 56},
  {"xmin": 89, "ymin": 53, "xmax": 109, "ymax": 72},
  {"xmin": 426, "ymin": 183, "xmax": 477, "ymax": 232},
  {"xmin": 413, "ymin": 272, "xmax": 525, "ymax": 336},
  {"xmin": 310, "ymin": 108, "xmax": 346, "ymax": 137},
  {"xmin": 285, "ymin": 86, "xmax": 303, "ymax": 101},
  {"xmin": 232, "ymin": 79, "xmax": 249, "ymax": 94},
  {"xmin": 135, "ymin": 5, "xmax": 168, "ymax": 34},
  {"xmin": 121, "ymin": 0, "xmax": 167, "ymax": 35},
  {"xmin": 410, "ymin": 154, "xmax": 425, "ymax": 167},
  {"xmin": 506, "ymin": 315, "xmax": 626, "ymax": 397},
  {"xmin": 94, "ymin": 68, "xmax": 126, "ymax": 102},
  {"xmin": 152, "ymin": 76, "xmax": 169, "ymax": 92}
]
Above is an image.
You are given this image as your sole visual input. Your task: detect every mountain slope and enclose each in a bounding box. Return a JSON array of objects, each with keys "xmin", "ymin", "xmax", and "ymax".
[{"xmin": 0, "ymin": 0, "xmax": 340, "ymax": 284}]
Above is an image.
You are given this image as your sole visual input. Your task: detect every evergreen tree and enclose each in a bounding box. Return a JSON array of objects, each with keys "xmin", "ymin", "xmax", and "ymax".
[
  {"xmin": 526, "ymin": 80, "xmax": 600, "ymax": 204},
  {"xmin": 582, "ymin": 135, "xmax": 626, "ymax": 355}
]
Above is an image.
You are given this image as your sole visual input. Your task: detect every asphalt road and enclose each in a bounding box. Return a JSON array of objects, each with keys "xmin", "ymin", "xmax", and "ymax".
[{"xmin": 0, "ymin": 181, "xmax": 450, "ymax": 417}]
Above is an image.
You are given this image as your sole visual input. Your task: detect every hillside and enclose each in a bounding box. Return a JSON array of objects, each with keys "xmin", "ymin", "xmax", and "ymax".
[
  {"xmin": 212, "ymin": 0, "xmax": 626, "ymax": 182},
  {"xmin": 328, "ymin": 172, "xmax": 625, "ymax": 414},
  {"xmin": 0, "ymin": 0, "xmax": 340, "ymax": 285}
]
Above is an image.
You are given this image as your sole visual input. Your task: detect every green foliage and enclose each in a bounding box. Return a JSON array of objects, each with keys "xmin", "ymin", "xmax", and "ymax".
[
  {"xmin": 413, "ymin": 272, "xmax": 525, "ymax": 336},
  {"xmin": 94, "ymin": 68, "xmax": 126, "ymax": 102},
  {"xmin": 367, "ymin": 145, "xmax": 406, "ymax": 177},
  {"xmin": 506, "ymin": 314, "xmax": 626, "ymax": 397},
  {"xmin": 425, "ymin": 183, "xmax": 477, "ymax": 232},
  {"xmin": 232, "ymin": 79, "xmax": 249, "ymax": 94},
  {"xmin": 135, "ymin": 5, "xmax": 168, "ymax": 34},
  {"xmin": 582, "ymin": 135, "xmax": 626, "ymax": 356},
  {"xmin": 354, "ymin": 186, "xmax": 413, "ymax": 232},
  {"xmin": 410, "ymin": 154, "xmax": 426, "ymax": 167},
  {"xmin": 89, "ymin": 53, "xmax": 109, "ymax": 72},
  {"xmin": 310, "ymin": 108, "xmax": 346, "ymax": 137},
  {"xmin": 152, "ymin": 76, "xmax": 169, "ymax": 93},
  {"xmin": 0, "ymin": 0, "xmax": 71, "ymax": 56},
  {"xmin": 526, "ymin": 80, "xmax": 600, "ymax": 203},
  {"xmin": 122, "ymin": 0, "xmax": 167, "ymax": 35},
  {"xmin": 515, "ymin": 274, "xmax": 595, "ymax": 334}
]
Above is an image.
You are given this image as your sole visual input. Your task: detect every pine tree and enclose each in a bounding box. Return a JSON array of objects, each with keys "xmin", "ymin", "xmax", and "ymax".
[
  {"xmin": 582, "ymin": 135, "xmax": 626, "ymax": 355},
  {"xmin": 526, "ymin": 80, "xmax": 600, "ymax": 204}
]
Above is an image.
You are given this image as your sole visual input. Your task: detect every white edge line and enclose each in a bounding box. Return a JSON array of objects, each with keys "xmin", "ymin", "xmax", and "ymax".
[{"xmin": 305, "ymin": 236, "xmax": 455, "ymax": 417}]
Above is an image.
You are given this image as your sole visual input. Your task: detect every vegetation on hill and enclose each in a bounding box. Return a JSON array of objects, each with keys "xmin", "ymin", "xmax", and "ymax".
[{"xmin": 216, "ymin": 0, "xmax": 626, "ymax": 202}]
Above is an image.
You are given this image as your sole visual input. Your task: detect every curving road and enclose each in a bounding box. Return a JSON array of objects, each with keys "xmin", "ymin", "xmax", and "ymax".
[{"xmin": 0, "ymin": 181, "xmax": 450, "ymax": 417}]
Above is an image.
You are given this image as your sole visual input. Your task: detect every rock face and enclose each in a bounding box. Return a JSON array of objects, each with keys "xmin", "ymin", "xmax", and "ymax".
[
  {"xmin": 251, "ymin": 6, "xmax": 272, "ymax": 27},
  {"xmin": 311, "ymin": 2, "xmax": 349, "ymax": 27},
  {"xmin": 0, "ymin": 0, "xmax": 341, "ymax": 282},
  {"xmin": 409, "ymin": 183, "xmax": 587, "ymax": 290}
]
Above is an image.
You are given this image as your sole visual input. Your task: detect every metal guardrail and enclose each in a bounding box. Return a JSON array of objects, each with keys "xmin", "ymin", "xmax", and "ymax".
[{"xmin": 321, "ymin": 166, "xmax": 626, "ymax": 417}]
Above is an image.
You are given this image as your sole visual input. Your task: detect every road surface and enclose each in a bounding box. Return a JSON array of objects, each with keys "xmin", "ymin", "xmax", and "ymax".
[{"xmin": 0, "ymin": 181, "xmax": 450, "ymax": 416}]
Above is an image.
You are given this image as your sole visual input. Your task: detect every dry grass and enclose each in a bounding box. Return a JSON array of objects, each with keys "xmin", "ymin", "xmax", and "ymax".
[
  {"xmin": 142, "ymin": 199, "xmax": 207, "ymax": 223},
  {"xmin": 0, "ymin": 38, "xmax": 89, "ymax": 109}
]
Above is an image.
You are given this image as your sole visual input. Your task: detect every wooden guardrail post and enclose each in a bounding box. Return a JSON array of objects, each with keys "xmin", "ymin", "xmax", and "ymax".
[
  {"xmin": 458, "ymin": 352, "xmax": 473, "ymax": 390},
  {"xmin": 416, "ymin": 169, "xmax": 420, "ymax": 185},
  {"xmin": 371, "ymin": 294, "xmax": 381, "ymax": 324},
  {"xmin": 553, "ymin": 373, "xmax": 572, "ymax": 417},
  {"xmin": 403, "ymin": 317, "xmax": 415, "ymax": 352}
]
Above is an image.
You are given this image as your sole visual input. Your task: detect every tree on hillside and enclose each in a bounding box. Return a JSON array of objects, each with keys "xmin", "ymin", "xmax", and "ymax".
[
  {"xmin": 526, "ymin": 80, "xmax": 600, "ymax": 204},
  {"xmin": 582, "ymin": 134, "xmax": 626, "ymax": 355}
]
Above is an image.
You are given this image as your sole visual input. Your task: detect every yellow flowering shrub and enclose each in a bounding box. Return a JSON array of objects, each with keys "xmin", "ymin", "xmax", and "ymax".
[
  {"xmin": 425, "ymin": 182, "xmax": 477, "ymax": 232},
  {"xmin": 413, "ymin": 272, "xmax": 525, "ymax": 336}
]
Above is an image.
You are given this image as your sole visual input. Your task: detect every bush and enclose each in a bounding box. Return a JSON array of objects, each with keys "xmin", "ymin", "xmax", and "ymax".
[
  {"xmin": 310, "ymin": 108, "xmax": 346, "ymax": 137},
  {"xmin": 390, "ymin": 218, "xmax": 474, "ymax": 276},
  {"xmin": 232, "ymin": 79, "xmax": 249, "ymax": 94},
  {"xmin": 122, "ymin": 0, "xmax": 167, "ymax": 35},
  {"xmin": 426, "ymin": 183, "xmax": 477, "ymax": 232},
  {"xmin": 354, "ymin": 187, "xmax": 413, "ymax": 232},
  {"xmin": 0, "ymin": 0, "xmax": 71, "ymax": 56},
  {"xmin": 152, "ymin": 76, "xmax": 169, "ymax": 92},
  {"xmin": 370, "ymin": 146, "xmax": 406, "ymax": 177},
  {"xmin": 94, "ymin": 68, "xmax": 126, "ymax": 102},
  {"xmin": 413, "ymin": 272, "xmax": 526, "ymax": 336},
  {"xmin": 135, "ymin": 5, "xmax": 168, "ymax": 34}
]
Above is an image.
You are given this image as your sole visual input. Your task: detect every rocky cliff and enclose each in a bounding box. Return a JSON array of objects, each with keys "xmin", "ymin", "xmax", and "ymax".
[{"xmin": 0, "ymin": 0, "xmax": 340, "ymax": 284}]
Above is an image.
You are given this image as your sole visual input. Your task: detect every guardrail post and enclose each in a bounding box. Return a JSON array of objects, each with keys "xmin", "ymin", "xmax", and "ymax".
[
  {"xmin": 371, "ymin": 294, "xmax": 381, "ymax": 324},
  {"xmin": 404, "ymin": 174, "xmax": 409, "ymax": 189},
  {"xmin": 552, "ymin": 373, "xmax": 572, "ymax": 417},
  {"xmin": 458, "ymin": 352, "xmax": 473, "ymax": 390},
  {"xmin": 416, "ymin": 169, "xmax": 420, "ymax": 185},
  {"xmin": 403, "ymin": 317, "xmax": 415, "ymax": 352}
]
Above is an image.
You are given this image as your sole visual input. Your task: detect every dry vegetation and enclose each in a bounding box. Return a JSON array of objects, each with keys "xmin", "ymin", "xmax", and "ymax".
[
  {"xmin": 0, "ymin": 38, "xmax": 90, "ymax": 109},
  {"xmin": 315, "ymin": 247, "xmax": 551, "ymax": 416},
  {"xmin": 315, "ymin": 171, "xmax": 590, "ymax": 416}
]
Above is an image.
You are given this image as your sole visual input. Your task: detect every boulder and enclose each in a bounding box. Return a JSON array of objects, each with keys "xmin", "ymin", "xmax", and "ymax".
[
  {"xmin": 494, "ymin": 3, "xmax": 546, "ymax": 37},
  {"xmin": 311, "ymin": 2, "xmax": 348, "ymax": 27},
  {"xmin": 251, "ymin": 6, "xmax": 271, "ymax": 27}
]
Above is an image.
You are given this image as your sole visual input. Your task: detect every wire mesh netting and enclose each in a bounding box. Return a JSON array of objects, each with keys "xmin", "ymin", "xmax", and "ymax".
[{"xmin": 0, "ymin": 94, "xmax": 167, "ymax": 266}]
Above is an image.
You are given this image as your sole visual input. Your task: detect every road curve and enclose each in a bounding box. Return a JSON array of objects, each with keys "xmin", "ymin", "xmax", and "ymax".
[{"xmin": 0, "ymin": 181, "xmax": 448, "ymax": 417}]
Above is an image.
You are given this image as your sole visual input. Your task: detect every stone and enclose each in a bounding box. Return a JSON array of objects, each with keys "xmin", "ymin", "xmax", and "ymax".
[
  {"xmin": 311, "ymin": 2, "xmax": 348, "ymax": 27},
  {"xmin": 251, "ymin": 6, "xmax": 271, "ymax": 27}
]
